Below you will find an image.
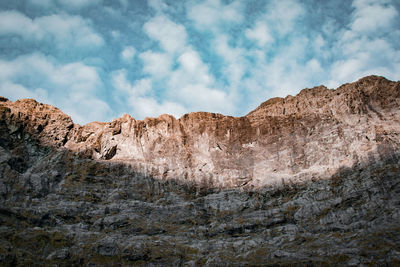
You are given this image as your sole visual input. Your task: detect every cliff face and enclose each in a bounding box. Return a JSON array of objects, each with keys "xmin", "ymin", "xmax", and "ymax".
[
  {"xmin": 1, "ymin": 75, "xmax": 399, "ymax": 188},
  {"xmin": 0, "ymin": 75, "xmax": 399, "ymax": 266}
]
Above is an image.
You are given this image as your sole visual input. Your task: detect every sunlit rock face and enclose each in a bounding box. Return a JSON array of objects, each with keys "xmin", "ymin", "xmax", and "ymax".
[
  {"xmin": 5, "ymin": 75, "xmax": 396, "ymax": 188},
  {"xmin": 0, "ymin": 75, "xmax": 399, "ymax": 265}
]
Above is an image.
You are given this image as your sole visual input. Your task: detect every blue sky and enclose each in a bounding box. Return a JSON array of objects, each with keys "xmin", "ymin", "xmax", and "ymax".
[{"xmin": 0, "ymin": 0, "xmax": 399, "ymax": 124}]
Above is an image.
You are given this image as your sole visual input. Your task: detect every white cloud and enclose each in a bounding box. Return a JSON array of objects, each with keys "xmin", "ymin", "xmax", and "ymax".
[
  {"xmin": 0, "ymin": 11, "xmax": 43, "ymax": 39},
  {"xmin": 328, "ymin": 39, "xmax": 400, "ymax": 87},
  {"xmin": 141, "ymin": 12, "xmax": 235, "ymax": 115},
  {"xmin": 110, "ymin": 30, "xmax": 120, "ymax": 39},
  {"xmin": 121, "ymin": 46, "xmax": 136, "ymax": 62},
  {"xmin": 306, "ymin": 58, "xmax": 323, "ymax": 74},
  {"xmin": 266, "ymin": 0, "xmax": 304, "ymax": 36},
  {"xmin": 178, "ymin": 51, "xmax": 202, "ymax": 73},
  {"xmin": 143, "ymin": 15, "xmax": 187, "ymax": 53},
  {"xmin": 245, "ymin": 21, "xmax": 273, "ymax": 47},
  {"xmin": 0, "ymin": 11, "xmax": 104, "ymax": 49},
  {"xmin": 351, "ymin": 0, "xmax": 397, "ymax": 34},
  {"xmin": 167, "ymin": 49, "xmax": 233, "ymax": 114},
  {"xmin": 111, "ymin": 70, "xmax": 186, "ymax": 119},
  {"xmin": 0, "ymin": 82, "xmax": 48, "ymax": 103},
  {"xmin": 237, "ymin": 32, "xmax": 329, "ymax": 112},
  {"xmin": 0, "ymin": 54, "xmax": 111, "ymax": 124},
  {"xmin": 53, "ymin": 62, "xmax": 102, "ymax": 92},
  {"xmin": 176, "ymin": 50, "xmax": 214, "ymax": 84},
  {"xmin": 187, "ymin": 0, "xmax": 243, "ymax": 31},
  {"xmin": 168, "ymin": 50, "xmax": 213, "ymax": 91},
  {"xmin": 65, "ymin": 97, "xmax": 111, "ymax": 125},
  {"xmin": 138, "ymin": 6, "xmax": 241, "ymax": 115},
  {"xmin": 325, "ymin": 0, "xmax": 400, "ymax": 87},
  {"xmin": 28, "ymin": 0, "xmax": 103, "ymax": 9},
  {"xmin": 139, "ymin": 51, "xmax": 172, "ymax": 79},
  {"xmin": 36, "ymin": 14, "xmax": 104, "ymax": 48},
  {"xmin": 147, "ymin": 0, "xmax": 168, "ymax": 13},
  {"xmin": 213, "ymin": 35, "xmax": 246, "ymax": 89},
  {"xmin": 184, "ymin": 0, "xmax": 305, "ymax": 115},
  {"xmin": 112, "ymin": 69, "xmax": 134, "ymax": 93},
  {"xmin": 0, "ymin": 53, "xmax": 56, "ymax": 83},
  {"xmin": 131, "ymin": 78, "xmax": 152, "ymax": 96},
  {"xmin": 177, "ymin": 84, "xmax": 230, "ymax": 113},
  {"xmin": 133, "ymin": 97, "xmax": 186, "ymax": 119},
  {"xmin": 29, "ymin": 0, "xmax": 53, "ymax": 7},
  {"xmin": 125, "ymin": 6, "xmax": 236, "ymax": 116},
  {"xmin": 139, "ymin": 0, "xmax": 340, "ymax": 118},
  {"xmin": 57, "ymin": 0, "xmax": 102, "ymax": 9},
  {"xmin": 112, "ymin": 69, "xmax": 151, "ymax": 96},
  {"xmin": 313, "ymin": 35, "xmax": 325, "ymax": 52}
]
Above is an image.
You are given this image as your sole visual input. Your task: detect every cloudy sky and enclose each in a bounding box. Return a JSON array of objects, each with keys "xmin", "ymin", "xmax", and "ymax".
[{"xmin": 0, "ymin": 0, "xmax": 399, "ymax": 124}]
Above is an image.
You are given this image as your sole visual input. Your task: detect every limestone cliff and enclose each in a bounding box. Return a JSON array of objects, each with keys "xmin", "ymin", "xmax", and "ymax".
[
  {"xmin": 1, "ymin": 75, "xmax": 399, "ymax": 188},
  {"xmin": 0, "ymin": 75, "xmax": 399, "ymax": 266}
]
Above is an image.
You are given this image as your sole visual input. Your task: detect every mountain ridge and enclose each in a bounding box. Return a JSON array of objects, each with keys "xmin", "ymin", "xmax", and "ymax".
[
  {"xmin": 1, "ymin": 75, "xmax": 399, "ymax": 188},
  {"xmin": 1, "ymin": 75, "xmax": 400, "ymax": 265}
]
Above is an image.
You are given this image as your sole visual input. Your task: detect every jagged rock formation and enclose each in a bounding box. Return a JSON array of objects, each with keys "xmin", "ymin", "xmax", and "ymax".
[
  {"xmin": 2, "ymin": 75, "xmax": 399, "ymax": 188},
  {"xmin": 0, "ymin": 75, "xmax": 399, "ymax": 265}
]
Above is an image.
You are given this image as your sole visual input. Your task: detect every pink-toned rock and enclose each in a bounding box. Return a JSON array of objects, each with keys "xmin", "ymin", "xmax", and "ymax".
[{"xmin": 1, "ymin": 75, "xmax": 399, "ymax": 188}]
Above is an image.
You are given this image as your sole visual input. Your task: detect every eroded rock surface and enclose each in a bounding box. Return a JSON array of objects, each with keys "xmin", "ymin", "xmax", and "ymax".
[
  {"xmin": 0, "ymin": 75, "xmax": 399, "ymax": 265},
  {"xmin": 3, "ymin": 75, "xmax": 399, "ymax": 188}
]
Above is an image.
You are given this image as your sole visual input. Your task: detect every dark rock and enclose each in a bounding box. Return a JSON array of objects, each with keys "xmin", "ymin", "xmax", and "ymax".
[{"xmin": 0, "ymin": 76, "xmax": 399, "ymax": 265}]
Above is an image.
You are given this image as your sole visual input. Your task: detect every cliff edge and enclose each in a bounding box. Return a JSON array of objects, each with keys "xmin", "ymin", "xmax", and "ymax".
[
  {"xmin": 1, "ymin": 75, "xmax": 400, "ymax": 265},
  {"xmin": 1, "ymin": 75, "xmax": 398, "ymax": 188}
]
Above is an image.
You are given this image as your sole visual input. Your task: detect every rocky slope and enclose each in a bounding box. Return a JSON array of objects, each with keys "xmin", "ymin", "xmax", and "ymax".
[{"xmin": 0, "ymin": 75, "xmax": 399, "ymax": 265}]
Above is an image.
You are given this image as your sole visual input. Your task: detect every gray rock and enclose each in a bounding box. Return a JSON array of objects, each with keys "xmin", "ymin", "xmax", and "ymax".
[{"xmin": 0, "ymin": 76, "xmax": 399, "ymax": 266}]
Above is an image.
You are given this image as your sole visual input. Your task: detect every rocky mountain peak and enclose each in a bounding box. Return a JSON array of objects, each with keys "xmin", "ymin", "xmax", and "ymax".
[{"xmin": 248, "ymin": 75, "xmax": 399, "ymax": 119}]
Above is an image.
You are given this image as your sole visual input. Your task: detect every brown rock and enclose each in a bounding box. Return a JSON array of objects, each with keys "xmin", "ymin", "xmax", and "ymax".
[{"xmin": 0, "ymin": 75, "xmax": 399, "ymax": 188}]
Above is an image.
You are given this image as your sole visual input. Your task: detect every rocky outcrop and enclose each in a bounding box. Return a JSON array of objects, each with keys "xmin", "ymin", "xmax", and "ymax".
[
  {"xmin": 1, "ymin": 75, "xmax": 399, "ymax": 188},
  {"xmin": 0, "ymin": 98, "xmax": 74, "ymax": 148},
  {"xmin": 0, "ymin": 75, "xmax": 399, "ymax": 265}
]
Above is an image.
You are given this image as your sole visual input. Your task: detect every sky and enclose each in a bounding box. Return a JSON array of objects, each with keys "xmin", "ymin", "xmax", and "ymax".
[{"xmin": 0, "ymin": 0, "xmax": 399, "ymax": 124}]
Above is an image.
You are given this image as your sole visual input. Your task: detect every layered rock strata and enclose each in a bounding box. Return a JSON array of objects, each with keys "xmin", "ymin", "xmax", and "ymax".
[
  {"xmin": 0, "ymin": 75, "xmax": 399, "ymax": 265},
  {"xmin": 1, "ymin": 75, "xmax": 399, "ymax": 188}
]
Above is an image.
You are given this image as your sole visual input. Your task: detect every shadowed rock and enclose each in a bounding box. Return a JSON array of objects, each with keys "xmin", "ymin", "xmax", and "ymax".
[{"xmin": 0, "ymin": 75, "xmax": 399, "ymax": 266}]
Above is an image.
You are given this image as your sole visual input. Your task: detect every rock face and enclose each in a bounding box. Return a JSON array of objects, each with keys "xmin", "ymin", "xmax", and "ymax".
[
  {"xmin": 4, "ymin": 75, "xmax": 398, "ymax": 188},
  {"xmin": 0, "ymin": 75, "xmax": 399, "ymax": 265}
]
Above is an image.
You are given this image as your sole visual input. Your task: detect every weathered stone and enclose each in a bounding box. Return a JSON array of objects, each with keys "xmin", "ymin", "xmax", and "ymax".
[{"xmin": 0, "ymin": 75, "xmax": 399, "ymax": 265}]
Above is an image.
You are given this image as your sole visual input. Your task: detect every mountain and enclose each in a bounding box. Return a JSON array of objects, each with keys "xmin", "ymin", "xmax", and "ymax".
[{"xmin": 0, "ymin": 75, "xmax": 399, "ymax": 265}]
